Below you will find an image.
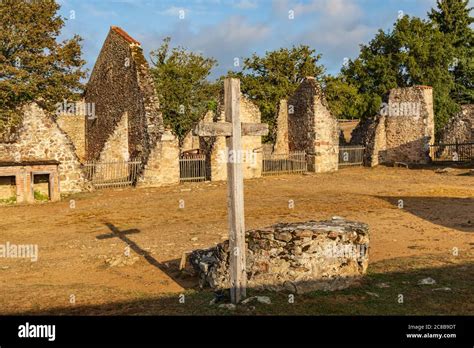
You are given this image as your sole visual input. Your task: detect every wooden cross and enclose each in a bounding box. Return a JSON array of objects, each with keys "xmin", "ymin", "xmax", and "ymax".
[{"xmin": 193, "ymin": 78, "xmax": 268, "ymax": 304}]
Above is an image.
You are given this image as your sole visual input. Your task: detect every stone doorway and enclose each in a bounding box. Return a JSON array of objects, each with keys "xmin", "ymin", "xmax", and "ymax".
[{"xmin": 32, "ymin": 173, "xmax": 52, "ymax": 201}]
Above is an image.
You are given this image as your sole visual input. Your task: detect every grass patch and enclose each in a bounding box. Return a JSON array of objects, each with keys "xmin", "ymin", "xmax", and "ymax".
[
  {"xmin": 0, "ymin": 195, "xmax": 16, "ymax": 204},
  {"xmin": 34, "ymin": 190, "xmax": 49, "ymax": 202}
]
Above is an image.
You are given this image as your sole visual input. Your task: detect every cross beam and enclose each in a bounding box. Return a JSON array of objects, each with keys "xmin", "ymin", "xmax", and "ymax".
[
  {"xmin": 193, "ymin": 78, "xmax": 268, "ymax": 304},
  {"xmin": 193, "ymin": 122, "xmax": 268, "ymax": 137}
]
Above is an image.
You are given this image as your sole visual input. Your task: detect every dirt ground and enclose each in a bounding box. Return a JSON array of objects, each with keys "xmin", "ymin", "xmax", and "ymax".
[{"xmin": 0, "ymin": 166, "xmax": 472, "ymax": 315}]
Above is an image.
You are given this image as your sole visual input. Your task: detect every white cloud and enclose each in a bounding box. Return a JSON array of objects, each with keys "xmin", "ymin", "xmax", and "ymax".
[
  {"xmin": 233, "ymin": 0, "xmax": 258, "ymax": 9},
  {"xmin": 158, "ymin": 6, "xmax": 189, "ymax": 17},
  {"xmin": 139, "ymin": 15, "xmax": 271, "ymax": 78}
]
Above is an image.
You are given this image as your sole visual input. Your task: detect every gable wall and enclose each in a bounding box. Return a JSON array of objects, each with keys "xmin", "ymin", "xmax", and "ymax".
[{"xmin": 0, "ymin": 104, "xmax": 84, "ymax": 193}]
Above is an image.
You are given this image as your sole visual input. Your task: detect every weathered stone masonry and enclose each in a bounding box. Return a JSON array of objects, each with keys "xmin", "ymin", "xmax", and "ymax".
[
  {"xmin": 439, "ymin": 104, "xmax": 474, "ymax": 144},
  {"xmin": 85, "ymin": 26, "xmax": 179, "ymax": 187},
  {"xmin": 351, "ymin": 86, "xmax": 435, "ymax": 166},
  {"xmin": 287, "ymin": 77, "xmax": 339, "ymax": 173},
  {"xmin": 0, "ymin": 103, "xmax": 85, "ymax": 193},
  {"xmin": 190, "ymin": 218, "xmax": 369, "ymax": 293},
  {"xmin": 199, "ymin": 93, "xmax": 264, "ymax": 181},
  {"xmin": 85, "ymin": 26, "xmax": 162, "ymax": 163}
]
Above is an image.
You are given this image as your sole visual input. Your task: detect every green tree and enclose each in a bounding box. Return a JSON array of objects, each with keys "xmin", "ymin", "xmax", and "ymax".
[
  {"xmin": 230, "ymin": 45, "xmax": 325, "ymax": 142},
  {"xmin": 323, "ymin": 76, "xmax": 364, "ymax": 119},
  {"xmin": 342, "ymin": 15, "xmax": 458, "ymax": 133},
  {"xmin": 0, "ymin": 0, "xmax": 86, "ymax": 137},
  {"xmin": 150, "ymin": 37, "xmax": 218, "ymax": 144},
  {"xmin": 429, "ymin": 0, "xmax": 473, "ymax": 104}
]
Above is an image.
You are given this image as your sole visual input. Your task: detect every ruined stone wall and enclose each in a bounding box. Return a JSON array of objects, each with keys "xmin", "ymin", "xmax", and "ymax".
[
  {"xmin": 97, "ymin": 112, "xmax": 130, "ymax": 162},
  {"xmin": 288, "ymin": 77, "xmax": 339, "ymax": 172},
  {"xmin": 85, "ymin": 26, "xmax": 182, "ymax": 187},
  {"xmin": 0, "ymin": 104, "xmax": 85, "ymax": 193},
  {"xmin": 189, "ymin": 218, "xmax": 369, "ymax": 293},
  {"xmin": 204, "ymin": 94, "xmax": 263, "ymax": 181},
  {"xmin": 139, "ymin": 130, "xmax": 180, "ymax": 187},
  {"xmin": 57, "ymin": 114, "xmax": 86, "ymax": 162},
  {"xmin": 181, "ymin": 131, "xmax": 201, "ymax": 152},
  {"xmin": 369, "ymin": 116, "xmax": 387, "ymax": 166},
  {"xmin": 349, "ymin": 117, "xmax": 379, "ymax": 166},
  {"xmin": 354, "ymin": 86, "xmax": 435, "ymax": 166},
  {"xmin": 439, "ymin": 104, "xmax": 474, "ymax": 144},
  {"xmin": 273, "ymin": 99, "xmax": 289, "ymax": 154},
  {"xmin": 383, "ymin": 86, "xmax": 434, "ymax": 164},
  {"xmin": 84, "ymin": 27, "xmax": 163, "ymax": 164}
]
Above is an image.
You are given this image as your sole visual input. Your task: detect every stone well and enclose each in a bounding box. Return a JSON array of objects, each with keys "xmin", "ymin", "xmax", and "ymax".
[{"xmin": 189, "ymin": 217, "xmax": 369, "ymax": 294}]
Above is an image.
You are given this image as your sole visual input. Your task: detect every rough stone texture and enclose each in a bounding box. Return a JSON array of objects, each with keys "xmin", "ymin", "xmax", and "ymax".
[
  {"xmin": 57, "ymin": 113, "xmax": 86, "ymax": 162},
  {"xmin": 273, "ymin": 99, "xmax": 289, "ymax": 154},
  {"xmin": 138, "ymin": 130, "xmax": 180, "ymax": 187},
  {"xmin": 98, "ymin": 112, "xmax": 130, "ymax": 163},
  {"xmin": 287, "ymin": 77, "xmax": 339, "ymax": 172},
  {"xmin": 384, "ymin": 86, "xmax": 434, "ymax": 163},
  {"xmin": 351, "ymin": 116, "xmax": 387, "ymax": 166},
  {"xmin": 439, "ymin": 104, "xmax": 474, "ymax": 144},
  {"xmin": 189, "ymin": 218, "xmax": 369, "ymax": 294},
  {"xmin": 352, "ymin": 86, "xmax": 435, "ymax": 166},
  {"xmin": 0, "ymin": 104, "xmax": 85, "ymax": 193},
  {"xmin": 85, "ymin": 26, "xmax": 179, "ymax": 187},
  {"xmin": 85, "ymin": 26, "xmax": 163, "ymax": 163},
  {"xmin": 200, "ymin": 94, "xmax": 263, "ymax": 181},
  {"xmin": 181, "ymin": 131, "xmax": 201, "ymax": 152}
]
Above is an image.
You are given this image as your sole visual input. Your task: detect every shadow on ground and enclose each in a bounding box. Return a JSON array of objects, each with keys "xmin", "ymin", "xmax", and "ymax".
[
  {"xmin": 381, "ymin": 196, "xmax": 474, "ymax": 232},
  {"xmin": 96, "ymin": 222, "xmax": 195, "ymax": 289},
  {"xmin": 12, "ymin": 255, "xmax": 474, "ymax": 316}
]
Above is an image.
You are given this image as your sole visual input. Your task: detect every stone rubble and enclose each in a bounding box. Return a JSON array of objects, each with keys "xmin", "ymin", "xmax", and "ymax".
[
  {"xmin": 189, "ymin": 218, "xmax": 370, "ymax": 294},
  {"xmin": 418, "ymin": 277, "xmax": 436, "ymax": 285},
  {"xmin": 241, "ymin": 296, "xmax": 272, "ymax": 305}
]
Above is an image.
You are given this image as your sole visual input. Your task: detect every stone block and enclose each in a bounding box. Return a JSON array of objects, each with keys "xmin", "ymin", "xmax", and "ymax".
[{"xmin": 189, "ymin": 218, "xmax": 369, "ymax": 293}]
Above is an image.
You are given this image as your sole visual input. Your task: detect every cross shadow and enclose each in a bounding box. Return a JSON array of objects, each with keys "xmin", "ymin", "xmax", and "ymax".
[{"xmin": 96, "ymin": 222, "xmax": 196, "ymax": 289}]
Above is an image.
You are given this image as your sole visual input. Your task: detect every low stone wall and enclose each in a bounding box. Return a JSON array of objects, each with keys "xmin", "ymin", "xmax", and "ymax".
[{"xmin": 189, "ymin": 218, "xmax": 369, "ymax": 294}]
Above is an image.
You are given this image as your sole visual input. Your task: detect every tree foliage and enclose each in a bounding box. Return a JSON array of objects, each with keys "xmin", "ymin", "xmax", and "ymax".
[
  {"xmin": 229, "ymin": 45, "xmax": 325, "ymax": 142},
  {"xmin": 429, "ymin": 0, "xmax": 473, "ymax": 104},
  {"xmin": 0, "ymin": 0, "xmax": 86, "ymax": 137},
  {"xmin": 342, "ymin": 15, "xmax": 459, "ymax": 133},
  {"xmin": 150, "ymin": 37, "xmax": 218, "ymax": 144},
  {"xmin": 339, "ymin": 0, "xmax": 473, "ymax": 134},
  {"xmin": 323, "ymin": 76, "xmax": 365, "ymax": 119}
]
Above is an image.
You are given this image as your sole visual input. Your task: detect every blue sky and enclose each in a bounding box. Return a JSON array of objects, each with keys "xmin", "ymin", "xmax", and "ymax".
[{"xmin": 57, "ymin": 0, "xmax": 438, "ymax": 80}]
